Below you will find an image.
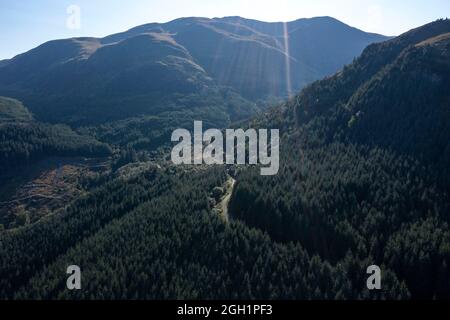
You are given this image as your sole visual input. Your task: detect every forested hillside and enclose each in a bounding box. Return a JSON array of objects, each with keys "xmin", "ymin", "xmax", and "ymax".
[
  {"xmin": 0, "ymin": 165, "xmax": 409, "ymax": 299},
  {"xmin": 230, "ymin": 19, "xmax": 450, "ymax": 299},
  {"xmin": 0, "ymin": 122, "xmax": 111, "ymax": 172},
  {"xmin": 0, "ymin": 20, "xmax": 448, "ymax": 300},
  {"xmin": 0, "ymin": 98, "xmax": 113, "ymax": 230}
]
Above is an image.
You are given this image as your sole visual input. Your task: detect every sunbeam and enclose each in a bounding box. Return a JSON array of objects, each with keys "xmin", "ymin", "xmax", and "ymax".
[{"xmin": 282, "ymin": 21, "xmax": 292, "ymax": 98}]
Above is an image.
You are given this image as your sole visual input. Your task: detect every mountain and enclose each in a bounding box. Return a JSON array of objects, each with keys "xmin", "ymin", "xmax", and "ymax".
[
  {"xmin": 1, "ymin": 14, "xmax": 449, "ymax": 300},
  {"xmin": 0, "ymin": 19, "xmax": 448, "ymax": 300},
  {"xmin": 230, "ymin": 19, "xmax": 450, "ymax": 299},
  {"xmin": 0, "ymin": 16, "xmax": 388, "ymax": 126}
]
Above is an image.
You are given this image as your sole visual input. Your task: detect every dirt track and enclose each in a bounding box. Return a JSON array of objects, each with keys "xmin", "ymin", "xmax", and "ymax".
[{"xmin": 217, "ymin": 176, "xmax": 235, "ymax": 223}]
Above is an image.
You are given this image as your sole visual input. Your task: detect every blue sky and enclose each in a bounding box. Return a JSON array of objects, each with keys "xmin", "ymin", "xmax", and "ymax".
[{"xmin": 0, "ymin": 0, "xmax": 449, "ymax": 59}]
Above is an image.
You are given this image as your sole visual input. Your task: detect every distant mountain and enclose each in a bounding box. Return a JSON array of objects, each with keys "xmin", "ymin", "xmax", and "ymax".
[
  {"xmin": 123, "ymin": 16, "xmax": 387, "ymax": 98},
  {"xmin": 0, "ymin": 16, "xmax": 388, "ymax": 125}
]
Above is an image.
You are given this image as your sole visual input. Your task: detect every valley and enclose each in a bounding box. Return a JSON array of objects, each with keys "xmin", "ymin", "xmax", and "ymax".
[{"xmin": 0, "ymin": 16, "xmax": 449, "ymax": 300}]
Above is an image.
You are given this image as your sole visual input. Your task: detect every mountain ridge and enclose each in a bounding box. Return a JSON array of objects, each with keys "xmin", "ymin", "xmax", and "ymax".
[{"xmin": 0, "ymin": 16, "xmax": 388, "ymax": 126}]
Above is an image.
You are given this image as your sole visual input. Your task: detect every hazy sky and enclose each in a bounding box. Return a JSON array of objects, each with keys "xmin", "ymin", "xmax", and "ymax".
[{"xmin": 0, "ymin": 0, "xmax": 449, "ymax": 59}]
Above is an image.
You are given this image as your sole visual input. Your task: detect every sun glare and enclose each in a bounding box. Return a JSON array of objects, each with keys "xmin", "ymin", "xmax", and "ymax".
[{"xmin": 283, "ymin": 22, "xmax": 293, "ymax": 98}]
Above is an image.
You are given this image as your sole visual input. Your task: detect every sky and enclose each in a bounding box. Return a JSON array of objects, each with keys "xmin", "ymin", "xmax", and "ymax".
[{"xmin": 0, "ymin": 0, "xmax": 449, "ymax": 60}]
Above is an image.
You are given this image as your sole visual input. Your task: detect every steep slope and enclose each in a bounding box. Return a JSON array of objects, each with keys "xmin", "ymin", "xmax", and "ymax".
[
  {"xmin": 292, "ymin": 19, "xmax": 450, "ymax": 174},
  {"xmin": 345, "ymin": 32, "xmax": 450, "ymax": 170},
  {"xmin": 0, "ymin": 16, "xmax": 388, "ymax": 126},
  {"xmin": 230, "ymin": 19, "xmax": 450, "ymax": 299},
  {"xmin": 294, "ymin": 18, "xmax": 450, "ymax": 124}
]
